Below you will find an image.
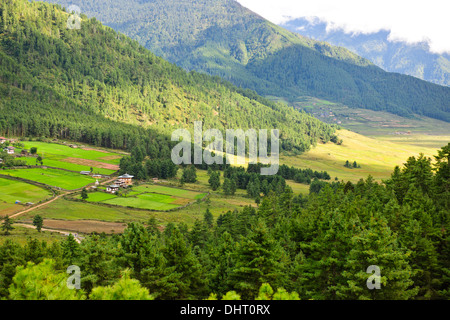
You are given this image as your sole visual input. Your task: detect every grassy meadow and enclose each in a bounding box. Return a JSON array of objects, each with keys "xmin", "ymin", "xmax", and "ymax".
[
  {"xmin": 282, "ymin": 129, "xmax": 448, "ymax": 183},
  {"xmin": 1, "ymin": 168, "xmax": 96, "ymax": 190},
  {"xmin": 0, "ymin": 225, "xmax": 65, "ymax": 245},
  {"xmin": 0, "ymin": 177, "xmax": 52, "ymax": 217},
  {"xmin": 76, "ymin": 184, "xmax": 207, "ymax": 211},
  {"xmin": 18, "ymin": 141, "xmax": 121, "ymax": 174}
]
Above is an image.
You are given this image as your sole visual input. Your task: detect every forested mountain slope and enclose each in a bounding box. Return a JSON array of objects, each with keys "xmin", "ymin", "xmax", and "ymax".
[
  {"xmin": 281, "ymin": 17, "xmax": 450, "ymax": 87},
  {"xmin": 45, "ymin": 0, "xmax": 450, "ymax": 122},
  {"xmin": 0, "ymin": 0, "xmax": 336, "ymax": 154}
]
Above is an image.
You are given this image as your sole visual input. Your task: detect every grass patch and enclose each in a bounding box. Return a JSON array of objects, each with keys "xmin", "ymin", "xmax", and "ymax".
[
  {"xmin": 17, "ymin": 141, "xmax": 122, "ymax": 174},
  {"xmin": 1, "ymin": 168, "xmax": 95, "ymax": 190},
  {"xmin": 0, "ymin": 177, "xmax": 52, "ymax": 216},
  {"xmin": 15, "ymin": 198, "xmax": 151, "ymax": 222},
  {"xmin": 103, "ymin": 195, "xmax": 180, "ymax": 211},
  {"xmin": 20, "ymin": 157, "xmax": 116, "ymax": 175},
  {"xmin": 22, "ymin": 141, "xmax": 122, "ymax": 163},
  {"xmin": 76, "ymin": 184, "xmax": 207, "ymax": 211},
  {"xmin": 282, "ymin": 129, "xmax": 442, "ymax": 183},
  {"xmin": 133, "ymin": 184, "xmax": 206, "ymax": 200},
  {"xmin": 0, "ymin": 225, "xmax": 65, "ymax": 245}
]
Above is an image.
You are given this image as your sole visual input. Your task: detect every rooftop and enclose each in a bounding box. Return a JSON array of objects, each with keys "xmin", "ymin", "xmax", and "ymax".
[{"xmin": 118, "ymin": 173, "xmax": 134, "ymax": 178}]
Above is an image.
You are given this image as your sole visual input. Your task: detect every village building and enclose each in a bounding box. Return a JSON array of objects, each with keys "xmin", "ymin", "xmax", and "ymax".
[
  {"xmin": 92, "ymin": 174, "xmax": 102, "ymax": 179},
  {"xmin": 21, "ymin": 149, "xmax": 28, "ymax": 156},
  {"xmin": 106, "ymin": 184, "xmax": 120, "ymax": 193},
  {"xmin": 0, "ymin": 137, "xmax": 6, "ymax": 144},
  {"xmin": 3, "ymin": 146, "xmax": 14, "ymax": 154},
  {"xmin": 80, "ymin": 171, "xmax": 91, "ymax": 175},
  {"xmin": 117, "ymin": 173, "xmax": 134, "ymax": 186},
  {"xmin": 114, "ymin": 180, "xmax": 126, "ymax": 188}
]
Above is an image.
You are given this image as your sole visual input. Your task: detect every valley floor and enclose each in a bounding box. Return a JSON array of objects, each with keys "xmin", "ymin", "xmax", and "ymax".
[{"xmin": 1, "ymin": 128, "xmax": 448, "ymax": 242}]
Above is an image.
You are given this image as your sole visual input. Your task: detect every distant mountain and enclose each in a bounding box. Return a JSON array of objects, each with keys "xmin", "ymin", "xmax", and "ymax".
[
  {"xmin": 0, "ymin": 0, "xmax": 336, "ymax": 154},
  {"xmin": 281, "ymin": 17, "xmax": 450, "ymax": 87},
  {"xmin": 43, "ymin": 0, "xmax": 450, "ymax": 122}
]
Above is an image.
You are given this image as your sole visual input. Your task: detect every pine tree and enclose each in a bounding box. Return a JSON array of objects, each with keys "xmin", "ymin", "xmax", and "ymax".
[
  {"xmin": 8, "ymin": 259, "xmax": 86, "ymax": 300},
  {"xmin": 80, "ymin": 188, "xmax": 88, "ymax": 201},
  {"xmin": 204, "ymin": 208, "xmax": 214, "ymax": 229},
  {"xmin": 340, "ymin": 215, "xmax": 418, "ymax": 300},
  {"xmin": 433, "ymin": 143, "xmax": 450, "ymax": 210},
  {"xmin": 208, "ymin": 170, "xmax": 221, "ymax": 191},
  {"xmin": 89, "ymin": 269, "xmax": 153, "ymax": 300},
  {"xmin": 1, "ymin": 216, "xmax": 14, "ymax": 235},
  {"xmin": 161, "ymin": 227, "xmax": 208, "ymax": 299},
  {"xmin": 61, "ymin": 234, "xmax": 80, "ymax": 265},
  {"xmin": 208, "ymin": 231, "xmax": 235, "ymax": 296},
  {"xmin": 222, "ymin": 178, "xmax": 236, "ymax": 196},
  {"xmin": 32, "ymin": 215, "xmax": 43, "ymax": 232},
  {"xmin": 228, "ymin": 220, "xmax": 286, "ymax": 299}
]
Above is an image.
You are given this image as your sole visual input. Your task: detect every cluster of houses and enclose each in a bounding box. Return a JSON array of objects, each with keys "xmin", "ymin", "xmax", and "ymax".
[
  {"xmin": 2, "ymin": 146, "xmax": 14, "ymax": 154},
  {"xmin": 1, "ymin": 140, "xmax": 15, "ymax": 164},
  {"xmin": 0, "ymin": 137, "xmax": 17, "ymax": 145},
  {"xmin": 106, "ymin": 173, "xmax": 134, "ymax": 193}
]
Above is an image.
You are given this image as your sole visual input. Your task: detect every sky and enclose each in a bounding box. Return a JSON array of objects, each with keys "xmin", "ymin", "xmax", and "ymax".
[{"xmin": 236, "ymin": 0, "xmax": 450, "ymax": 54}]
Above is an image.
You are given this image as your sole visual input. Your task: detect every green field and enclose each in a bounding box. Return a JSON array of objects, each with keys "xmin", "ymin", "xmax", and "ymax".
[
  {"xmin": 20, "ymin": 157, "xmax": 115, "ymax": 175},
  {"xmin": 16, "ymin": 198, "xmax": 151, "ymax": 222},
  {"xmin": 17, "ymin": 141, "xmax": 122, "ymax": 174},
  {"xmin": 78, "ymin": 184, "xmax": 207, "ymax": 211},
  {"xmin": 133, "ymin": 184, "xmax": 206, "ymax": 200},
  {"xmin": 103, "ymin": 194, "xmax": 181, "ymax": 211},
  {"xmin": 1, "ymin": 168, "xmax": 96, "ymax": 190},
  {"xmin": 22, "ymin": 141, "xmax": 123, "ymax": 162},
  {"xmin": 0, "ymin": 177, "xmax": 52, "ymax": 216}
]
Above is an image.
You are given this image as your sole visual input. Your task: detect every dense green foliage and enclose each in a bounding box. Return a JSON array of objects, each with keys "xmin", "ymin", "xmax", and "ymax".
[
  {"xmin": 46, "ymin": 0, "xmax": 450, "ymax": 121},
  {"xmin": 0, "ymin": 0, "xmax": 336, "ymax": 155},
  {"xmin": 281, "ymin": 18, "xmax": 450, "ymax": 87},
  {"xmin": 1, "ymin": 145, "xmax": 448, "ymax": 300}
]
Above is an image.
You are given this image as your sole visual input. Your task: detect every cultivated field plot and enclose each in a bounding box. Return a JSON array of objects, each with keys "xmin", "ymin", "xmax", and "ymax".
[
  {"xmin": 79, "ymin": 184, "xmax": 207, "ymax": 211},
  {"xmin": 19, "ymin": 141, "xmax": 122, "ymax": 175},
  {"xmin": 0, "ymin": 177, "xmax": 52, "ymax": 216},
  {"xmin": 1, "ymin": 168, "xmax": 95, "ymax": 190},
  {"xmin": 295, "ymin": 97, "xmax": 450, "ymax": 137},
  {"xmin": 133, "ymin": 184, "xmax": 207, "ymax": 200}
]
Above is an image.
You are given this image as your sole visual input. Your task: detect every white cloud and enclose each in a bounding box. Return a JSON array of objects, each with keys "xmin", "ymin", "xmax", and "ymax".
[{"xmin": 236, "ymin": 0, "xmax": 450, "ymax": 54}]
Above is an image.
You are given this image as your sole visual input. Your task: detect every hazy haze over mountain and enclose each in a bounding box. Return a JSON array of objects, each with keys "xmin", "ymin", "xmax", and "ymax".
[{"xmin": 280, "ymin": 17, "xmax": 450, "ymax": 87}]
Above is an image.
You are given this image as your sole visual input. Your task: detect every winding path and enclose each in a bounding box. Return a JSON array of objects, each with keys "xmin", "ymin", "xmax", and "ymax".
[
  {"xmin": 8, "ymin": 174, "xmax": 119, "ymax": 241},
  {"xmin": 15, "ymin": 223, "xmax": 82, "ymax": 243}
]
